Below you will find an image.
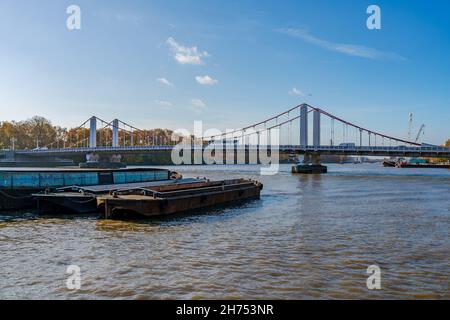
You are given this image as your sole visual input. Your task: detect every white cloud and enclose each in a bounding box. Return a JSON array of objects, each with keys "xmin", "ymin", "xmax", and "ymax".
[
  {"xmin": 166, "ymin": 37, "xmax": 210, "ymax": 65},
  {"xmin": 191, "ymin": 99, "xmax": 206, "ymax": 111},
  {"xmin": 195, "ymin": 75, "xmax": 218, "ymax": 86},
  {"xmin": 157, "ymin": 77, "xmax": 174, "ymax": 87},
  {"xmin": 289, "ymin": 87, "xmax": 305, "ymax": 97},
  {"xmin": 278, "ymin": 28, "xmax": 406, "ymax": 61},
  {"xmin": 154, "ymin": 100, "xmax": 172, "ymax": 107}
]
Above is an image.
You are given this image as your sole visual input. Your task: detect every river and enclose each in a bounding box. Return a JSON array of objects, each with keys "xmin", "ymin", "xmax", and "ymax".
[{"xmin": 0, "ymin": 163, "xmax": 448, "ymax": 299}]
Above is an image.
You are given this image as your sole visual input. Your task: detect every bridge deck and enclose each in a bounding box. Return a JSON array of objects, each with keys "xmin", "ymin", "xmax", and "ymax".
[{"xmin": 6, "ymin": 145, "xmax": 449, "ymax": 158}]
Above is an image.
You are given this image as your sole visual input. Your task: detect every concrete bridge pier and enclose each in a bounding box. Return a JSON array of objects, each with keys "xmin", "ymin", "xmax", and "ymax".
[
  {"xmin": 79, "ymin": 152, "xmax": 126, "ymax": 169},
  {"xmin": 311, "ymin": 154, "xmax": 321, "ymax": 165},
  {"xmin": 292, "ymin": 153, "xmax": 327, "ymax": 174},
  {"xmin": 292, "ymin": 106, "xmax": 328, "ymax": 174}
]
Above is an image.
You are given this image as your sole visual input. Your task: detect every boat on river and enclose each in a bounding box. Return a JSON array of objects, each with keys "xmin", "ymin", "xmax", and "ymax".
[
  {"xmin": 97, "ymin": 178, "xmax": 263, "ymax": 219},
  {"xmin": 382, "ymin": 158, "xmax": 450, "ymax": 169},
  {"xmin": 0, "ymin": 168, "xmax": 176, "ymax": 210},
  {"xmin": 396, "ymin": 162, "xmax": 450, "ymax": 169},
  {"xmin": 33, "ymin": 178, "xmax": 200, "ymax": 214},
  {"xmin": 382, "ymin": 160, "xmax": 396, "ymax": 167}
]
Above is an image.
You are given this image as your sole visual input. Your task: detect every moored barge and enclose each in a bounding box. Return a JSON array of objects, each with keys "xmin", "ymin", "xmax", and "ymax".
[
  {"xmin": 33, "ymin": 178, "xmax": 201, "ymax": 214},
  {"xmin": 396, "ymin": 162, "xmax": 450, "ymax": 169},
  {"xmin": 97, "ymin": 179, "xmax": 263, "ymax": 219},
  {"xmin": 0, "ymin": 168, "xmax": 175, "ymax": 210}
]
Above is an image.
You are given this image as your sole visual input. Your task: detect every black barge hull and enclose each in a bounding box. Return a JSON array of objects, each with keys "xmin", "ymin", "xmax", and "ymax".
[{"xmin": 0, "ymin": 189, "xmax": 39, "ymax": 210}]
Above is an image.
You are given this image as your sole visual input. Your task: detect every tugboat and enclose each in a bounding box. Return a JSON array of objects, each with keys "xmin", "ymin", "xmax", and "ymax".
[{"xmin": 382, "ymin": 160, "xmax": 396, "ymax": 167}]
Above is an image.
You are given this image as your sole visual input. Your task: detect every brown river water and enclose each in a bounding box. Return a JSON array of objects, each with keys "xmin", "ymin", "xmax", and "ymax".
[{"xmin": 0, "ymin": 164, "xmax": 449, "ymax": 299}]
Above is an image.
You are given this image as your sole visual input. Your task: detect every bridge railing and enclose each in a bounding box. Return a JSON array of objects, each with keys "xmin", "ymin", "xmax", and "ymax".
[
  {"xmin": 297, "ymin": 145, "xmax": 449, "ymax": 151},
  {"xmin": 11, "ymin": 145, "xmax": 450, "ymax": 155},
  {"xmin": 277, "ymin": 145, "xmax": 450, "ymax": 153}
]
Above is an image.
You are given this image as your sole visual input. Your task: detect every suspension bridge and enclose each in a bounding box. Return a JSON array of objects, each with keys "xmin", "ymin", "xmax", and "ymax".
[{"xmin": 2, "ymin": 104, "xmax": 449, "ymax": 168}]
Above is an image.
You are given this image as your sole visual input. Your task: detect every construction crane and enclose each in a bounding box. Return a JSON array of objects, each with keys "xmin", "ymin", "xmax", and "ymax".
[
  {"xmin": 408, "ymin": 113, "xmax": 425, "ymax": 143},
  {"xmin": 408, "ymin": 113, "xmax": 413, "ymax": 141},
  {"xmin": 415, "ymin": 124, "xmax": 425, "ymax": 143}
]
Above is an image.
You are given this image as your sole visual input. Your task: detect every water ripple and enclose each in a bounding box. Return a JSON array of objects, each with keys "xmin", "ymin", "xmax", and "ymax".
[{"xmin": 0, "ymin": 164, "xmax": 448, "ymax": 299}]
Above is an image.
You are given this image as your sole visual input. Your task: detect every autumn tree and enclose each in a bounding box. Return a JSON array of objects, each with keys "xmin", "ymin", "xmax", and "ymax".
[
  {"xmin": 0, "ymin": 116, "xmax": 66, "ymax": 149},
  {"xmin": 1, "ymin": 116, "xmax": 181, "ymax": 150},
  {"xmin": 25, "ymin": 116, "xmax": 57, "ymax": 148}
]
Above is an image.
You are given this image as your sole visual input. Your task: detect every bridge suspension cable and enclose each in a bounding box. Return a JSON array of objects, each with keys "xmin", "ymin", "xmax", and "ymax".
[
  {"xmin": 43, "ymin": 102, "xmax": 423, "ymax": 151},
  {"xmin": 308, "ymin": 105, "xmax": 420, "ymax": 146}
]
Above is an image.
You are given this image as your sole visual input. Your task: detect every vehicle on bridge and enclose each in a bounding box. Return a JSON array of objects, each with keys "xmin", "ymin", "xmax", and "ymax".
[{"xmin": 339, "ymin": 143, "xmax": 356, "ymax": 147}]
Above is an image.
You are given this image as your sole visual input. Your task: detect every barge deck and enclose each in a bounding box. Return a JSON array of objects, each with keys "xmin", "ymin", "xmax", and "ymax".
[
  {"xmin": 33, "ymin": 178, "xmax": 201, "ymax": 214},
  {"xmin": 97, "ymin": 179, "xmax": 263, "ymax": 219}
]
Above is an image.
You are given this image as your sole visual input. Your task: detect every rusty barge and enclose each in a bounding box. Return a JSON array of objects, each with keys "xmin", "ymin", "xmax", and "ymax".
[
  {"xmin": 33, "ymin": 178, "xmax": 199, "ymax": 214},
  {"xmin": 33, "ymin": 177, "xmax": 263, "ymax": 219},
  {"xmin": 97, "ymin": 179, "xmax": 263, "ymax": 219}
]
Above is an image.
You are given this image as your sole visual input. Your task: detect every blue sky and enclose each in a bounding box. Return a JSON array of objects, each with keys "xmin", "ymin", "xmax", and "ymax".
[{"xmin": 0, "ymin": 0, "xmax": 449, "ymax": 144}]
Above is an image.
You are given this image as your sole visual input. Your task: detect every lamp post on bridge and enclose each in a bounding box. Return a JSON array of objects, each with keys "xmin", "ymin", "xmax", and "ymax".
[{"xmin": 10, "ymin": 137, "xmax": 17, "ymax": 151}]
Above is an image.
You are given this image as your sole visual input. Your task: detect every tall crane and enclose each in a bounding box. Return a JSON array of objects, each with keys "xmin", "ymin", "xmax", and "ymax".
[
  {"xmin": 408, "ymin": 113, "xmax": 425, "ymax": 144},
  {"xmin": 408, "ymin": 113, "xmax": 413, "ymax": 141},
  {"xmin": 415, "ymin": 124, "xmax": 425, "ymax": 143}
]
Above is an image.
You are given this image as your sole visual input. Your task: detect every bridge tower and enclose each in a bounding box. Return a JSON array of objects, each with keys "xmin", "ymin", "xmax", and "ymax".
[
  {"xmin": 112, "ymin": 119, "xmax": 119, "ymax": 147},
  {"xmin": 292, "ymin": 105, "xmax": 327, "ymax": 174},
  {"xmin": 89, "ymin": 116, "xmax": 97, "ymax": 148},
  {"xmin": 300, "ymin": 104, "xmax": 308, "ymax": 148},
  {"xmin": 82, "ymin": 118, "xmax": 125, "ymax": 169}
]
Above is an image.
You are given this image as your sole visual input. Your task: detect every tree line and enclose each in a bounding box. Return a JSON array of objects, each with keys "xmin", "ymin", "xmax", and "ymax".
[
  {"xmin": 0, "ymin": 116, "xmax": 178, "ymax": 150},
  {"xmin": 429, "ymin": 139, "xmax": 450, "ymax": 163}
]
